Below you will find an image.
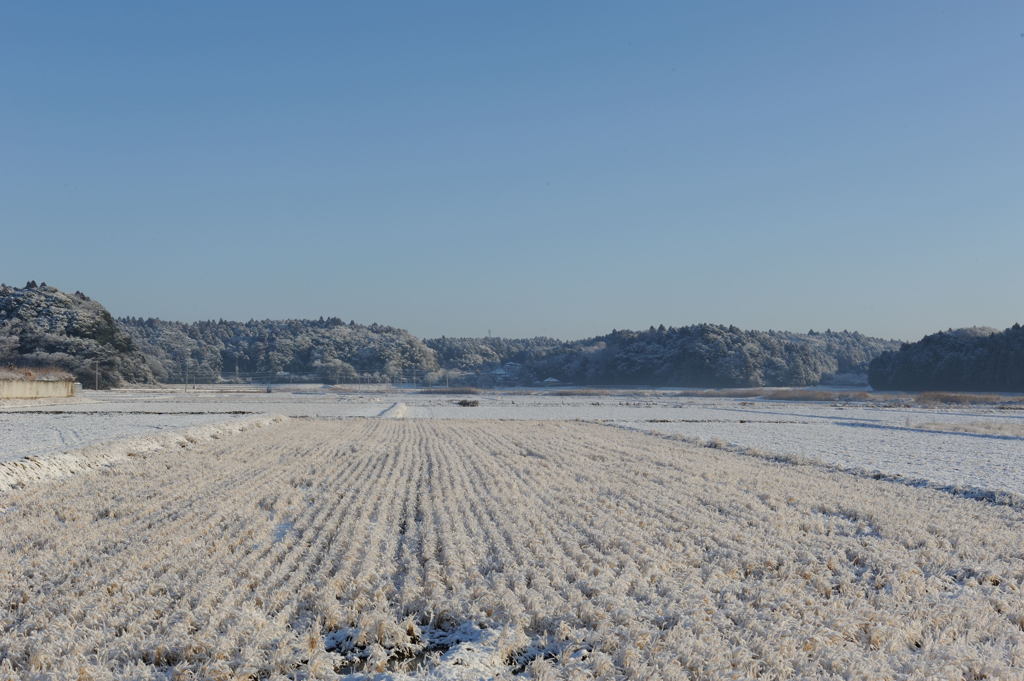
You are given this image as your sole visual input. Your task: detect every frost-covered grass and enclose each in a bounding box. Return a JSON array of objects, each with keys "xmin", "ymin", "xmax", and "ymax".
[
  {"xmin": 8, "ymin": 386, "xmax": 1024, "ymax": 500},
  {"xmin": 916, "ymin": 420, "xmax": 1024, "ymax": 438},
  {"xmin": 0, "ymin": 419, "xmax": 1022, "ymax": 680}
]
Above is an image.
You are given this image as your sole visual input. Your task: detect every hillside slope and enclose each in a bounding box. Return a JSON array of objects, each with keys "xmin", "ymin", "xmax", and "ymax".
[
  {"xmin": 0, "ymin": 282, "xmax": 153, "ymax": 387},
  {"xmin": 1, "ymin": 282, "xmax": 900, "ymax": 388},
  {"xmin": 120, "ymin": 317, "xmax": 439, "ymax": 383},
  {"xmin": 431, "ymin": 326, "xmax": 900, "ymax": 387},
  {"xmin": 869, "ymin": 325, "xmax": 1024, "ymax": 391}
]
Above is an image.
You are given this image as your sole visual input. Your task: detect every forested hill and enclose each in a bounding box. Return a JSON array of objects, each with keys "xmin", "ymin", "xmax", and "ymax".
[
  {"xmin": 432, "ymin": 326, "xmax": 901, "ymax": 387},
  {"xmin": 3, "ymin": 283, "xmax": 900, "ymax": 388},
  {"xmin": 125, "ymin": 322, "xmax": 898, "ymax": 387},
  {"xmin": 869, "ymin": 325, "xmax": 1024, "ymax": 391},
  {"xmin": 119, "ymin": 317, "xmax": 438, "ymax": 383},
  {"xmin": 0, "ymin": 282, "xmax": 153, "ymax": 387},
  {"xmin": 425, "ymin": 336, "xmax": 565, "ymax": 370}
]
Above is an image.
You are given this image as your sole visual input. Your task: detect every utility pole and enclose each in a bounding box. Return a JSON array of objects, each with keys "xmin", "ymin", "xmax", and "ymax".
[
  {"xmin": 184, "ymin": 358, "xmax": 188, "ymax": 392},
  {"xmin": 94, "ymin": 361, "xmax": 99, "ymax": 391}
]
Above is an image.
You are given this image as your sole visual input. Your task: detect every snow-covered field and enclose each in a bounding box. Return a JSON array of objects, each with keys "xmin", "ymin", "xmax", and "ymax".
[
  {"xmin": 0, "ymin": 388, "xmax": 377, "ymax": 462},
  {"xmin": 0, "ymin": 415, "xmax": 283, "ymax": 491},
  {"xmin": 610, "ymin": 400, "xmax": 1024, "ymax": 502},
  {"xmin": 405, "ymin": 391, "xmax": 1024, "ymax": 498},
  {"xmin": 2, "ymin": 387, "xmax": 1023, "ymax": 678},
  {"xmin": 1, "ymin": 419, "xmax": 1022, "ymax": 680},
  {"xmin": 0, "ymin": 411, "xmax": 257, "ymax": 463},
  {"xmin": 4, "ymin": 386, "xmax": 1022, "ymax": 498}
]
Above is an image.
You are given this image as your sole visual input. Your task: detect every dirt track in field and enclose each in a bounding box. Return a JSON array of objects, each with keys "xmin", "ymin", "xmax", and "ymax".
[{"xmin": 1, "ymin": 419, "xmax": 1022, "ymax": 680}]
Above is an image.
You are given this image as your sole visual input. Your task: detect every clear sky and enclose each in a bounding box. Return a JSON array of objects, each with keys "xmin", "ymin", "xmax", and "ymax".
[{"xmin": 2, "ymin": 2, "xmax": 1021, "ymax": 341}]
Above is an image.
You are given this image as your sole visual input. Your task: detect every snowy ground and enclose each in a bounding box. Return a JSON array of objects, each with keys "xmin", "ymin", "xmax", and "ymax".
[
  {"xmin": 0, "ymin": 411, "xmax": 257, "ymax": 462},
  {"xmin": 0, "ymin": 387, "xmax": 379, "ymax": 462},
  {"xmin": 1, "ymin": 389, "xmax": 1023, "ymax": 679},
  {"xmin": 610, "ymin": 399, "xmax": 1024, "ymax": 501},
  {"xmin": 406, "ymin": 392, "xmax": 1024, "ymax": 498},
  {"xmin": 1, "ymin": 419, "xmax": 1022, "ymax": 680},
  {"xmin": 3, "ymin": 386, "xmax": 1022, "ymax": 499}
]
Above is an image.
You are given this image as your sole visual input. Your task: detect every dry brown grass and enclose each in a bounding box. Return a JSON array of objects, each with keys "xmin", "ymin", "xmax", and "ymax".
[
  {"xmin": 762, "ymin": 389, "xmax": 872, "ymax": 402},
  {"xmin": 418, "ymin": 386, "xmax": 481, "ymax": 395},
  {"xmin": 913, "ymin": 392, "xmax": 1021, "ymax": 406},
  {"xmin": 916, "ymin": 420, "xmax": 1024, "ymax": 437},
  {"xmin": 675, "ymin": 388, "xmax": 768, "ymax": 398},
  {"xmin": 0, "ymin": 366, "xmax": 73, "ymax": 381},
  {"xmin": 676, "ymin": 388, "xmax": 877, "ymax": 403}
]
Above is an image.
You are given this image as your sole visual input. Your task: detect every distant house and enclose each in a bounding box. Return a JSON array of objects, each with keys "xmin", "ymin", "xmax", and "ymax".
[{"xmin": 491, "ymin": 363, "xmax": 523, "ymax": 378}]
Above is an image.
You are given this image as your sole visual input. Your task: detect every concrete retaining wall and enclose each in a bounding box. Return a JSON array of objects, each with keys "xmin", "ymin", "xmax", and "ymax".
[{"xmin": 0, "ymin": 380, "xmax": 75, "ymax": 399}]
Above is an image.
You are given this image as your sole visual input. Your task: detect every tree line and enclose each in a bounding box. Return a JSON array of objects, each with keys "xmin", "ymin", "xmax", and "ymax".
[
  {"xmin": 120, "ymin": 317, "xmax": 438, "ymax": 384},
  {"xmin": 868, "ymin": 325, "xmax": 1024, "ymax": 391},
  {"xmin": 3, "ymin": 283, "xmax": 904, "ymax": 388},
  {"xmin": 437, "ymin": 325, "xmax": 900, "ymax": 387},
  {"xmin": 0, "ymin": 283, "xmax": 152, "ymax": 388}
]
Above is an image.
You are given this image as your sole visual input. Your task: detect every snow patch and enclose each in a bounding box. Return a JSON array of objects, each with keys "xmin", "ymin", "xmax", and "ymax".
[
  {"xmin": 378, "ymin": 402, "xmax": 407, "ymax": 419},
  {"xmin": 609, "ymin": 421, "xmax": 1024, "ymax": 509},
  {"xmin": 0, "ymin": 414, "xmax": 286, "ymax": 491}
]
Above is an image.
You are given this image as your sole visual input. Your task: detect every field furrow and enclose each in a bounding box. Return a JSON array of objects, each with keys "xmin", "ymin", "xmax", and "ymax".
[{"xmin": 1, "ymin": 418, "xmax": 1022, "ymax": 680}]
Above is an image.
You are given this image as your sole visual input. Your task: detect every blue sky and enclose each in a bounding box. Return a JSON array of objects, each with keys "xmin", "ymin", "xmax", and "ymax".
[{"xmin": 2, "ymin": 2, "xmax": 1021, "ymax": 340}]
